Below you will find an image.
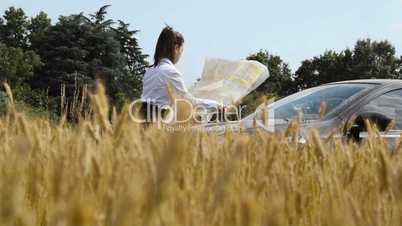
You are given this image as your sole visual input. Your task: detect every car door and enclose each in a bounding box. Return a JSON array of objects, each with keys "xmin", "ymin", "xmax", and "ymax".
[{"xmin": 356, "ymin": 89, "xmax": 402, "ymax": 148}]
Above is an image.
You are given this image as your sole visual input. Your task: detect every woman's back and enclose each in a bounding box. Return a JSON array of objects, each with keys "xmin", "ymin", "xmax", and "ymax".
[{"xmin": 141, "ymin": 58, "xmax": 184, "ymax": 108}]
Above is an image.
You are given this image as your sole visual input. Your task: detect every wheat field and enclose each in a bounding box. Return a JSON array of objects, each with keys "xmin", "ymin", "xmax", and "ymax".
[{"xmin": 1, "ymin": 83, "xmax": 402, "ymax": 226}]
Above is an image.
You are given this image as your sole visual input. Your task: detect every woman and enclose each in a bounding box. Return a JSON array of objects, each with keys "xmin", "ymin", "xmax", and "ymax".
[{"xmin": 140, "ymin": 26, "xmax": 221, "ymax": 123}]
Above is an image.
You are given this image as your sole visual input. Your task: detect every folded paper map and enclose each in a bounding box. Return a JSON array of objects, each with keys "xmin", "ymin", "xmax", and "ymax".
[{"xmin": 189, "ymin": 58, "xmax": 270, "ymax": 105}]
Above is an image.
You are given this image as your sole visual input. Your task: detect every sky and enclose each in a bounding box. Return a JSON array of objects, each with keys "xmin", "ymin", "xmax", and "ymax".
[{"xmin": 1, "ymin": 0, "xmax": 402, "ymax": 85}]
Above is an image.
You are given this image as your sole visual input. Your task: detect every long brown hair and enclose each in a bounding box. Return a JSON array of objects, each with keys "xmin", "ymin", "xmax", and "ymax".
[{"xmin": 153, "ymin": 25, "xmax": 184, "ymax": 66}]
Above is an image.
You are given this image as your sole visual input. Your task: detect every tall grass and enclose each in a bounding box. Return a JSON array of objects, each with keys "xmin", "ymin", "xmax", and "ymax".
[{"xmin": 1, "ymin": 82, "xmax": 402, "ymax": 226}]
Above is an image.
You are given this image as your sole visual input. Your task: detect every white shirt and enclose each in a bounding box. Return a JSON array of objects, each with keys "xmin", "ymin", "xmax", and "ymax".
[{"xmin": 141, "ymin": 58, "xmax": 220, "ymax": 109}]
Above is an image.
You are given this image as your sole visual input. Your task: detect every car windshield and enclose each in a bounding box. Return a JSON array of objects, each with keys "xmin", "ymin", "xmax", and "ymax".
[{"xmin": 252, "ymin": 83, "xmax": 375, "ymax": 123}]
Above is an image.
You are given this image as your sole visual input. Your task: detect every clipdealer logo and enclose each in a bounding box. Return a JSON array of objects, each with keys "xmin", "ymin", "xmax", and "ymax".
[{"xmin": 128, "ymin": 98, "xmax": 247, "ymax": 127}]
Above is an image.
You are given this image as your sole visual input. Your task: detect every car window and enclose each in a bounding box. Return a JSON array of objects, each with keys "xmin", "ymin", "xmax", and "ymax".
[
  {"xmin": 272, "ymin": 84, "xmax": 374, "ymax": 121},
  {"xmin": 361, "ymin": 89, "xmax": 402, "ymax": 130}
]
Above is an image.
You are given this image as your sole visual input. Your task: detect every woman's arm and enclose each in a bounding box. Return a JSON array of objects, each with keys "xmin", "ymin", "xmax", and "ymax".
[{"xmin": 165, "ymin": 70, "xmax": 220, "ymax": 109}]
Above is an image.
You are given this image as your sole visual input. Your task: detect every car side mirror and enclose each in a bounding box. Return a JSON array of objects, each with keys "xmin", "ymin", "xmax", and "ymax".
[
  {"xmin": 357, "ymin": 112, "xmax": 393, "ymax": 131},
  {"xmin": 346, "ymin": 111, "xmax": 393, "ymax": 143}
]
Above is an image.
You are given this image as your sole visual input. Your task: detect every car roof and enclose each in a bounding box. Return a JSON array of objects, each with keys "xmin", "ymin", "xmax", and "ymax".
[{"xmin": 325, "ymin": 79, "xmax": 402, "ymax": 86}]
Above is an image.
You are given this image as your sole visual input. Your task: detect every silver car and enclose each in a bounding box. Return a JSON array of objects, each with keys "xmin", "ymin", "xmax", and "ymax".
[{"xmin": 205, "ymin": 79, "xmax": 402, "ymax": 145}]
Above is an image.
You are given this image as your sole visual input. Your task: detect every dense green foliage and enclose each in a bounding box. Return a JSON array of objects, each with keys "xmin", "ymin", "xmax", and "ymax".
[
  {"xmin": 0, "ymin": 43, "xmax": 42, "ymax": 86},
  {"xmin": 0, "ymin": 5, "xmax": 148, "ymax": 119},
  {"xmin": 294, "ymin": 39, "xmax": 402, "ymax": 90}
]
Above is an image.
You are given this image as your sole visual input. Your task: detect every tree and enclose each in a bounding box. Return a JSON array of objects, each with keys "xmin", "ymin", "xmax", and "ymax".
[
  {"xmin": 238, "ymin": 50, "xmax": 294, "ymax": 116},
  {"xmin": 0, "ymin": 7, "xmax": 29, "ymax": 49},
  {"xmin": 294, "ymin": 50, "xmax": 344, "ymax": 89},
  {"xmin": 85, "ymin": 6, "xmax": 149, "ymax": 104},
  {"xmin": 33, "ymin": 5, "xmax": 148, "ymax": 108},
  {"xmin": 115, "ymin": 20, "xmax": 148, "ymax": 76},
  {"xmin": 33, "ymin": 13, "xmax": 94, "ymax": 96},
  {"xmin": 350, "ymin": 39, "xmax": 401, "ymax": 79},
  {"xmin": 113, "ymin": 20, "xmax": 149, "ymax": 99},
  {"xmin": 247, "ymin": 50, "xmax": 294, "ymax": 96},
  {"xmin": 28, "ymin": 11, "xmax": 51, "ymax": 51},
  {"xmin": 0, "ymin": 42, "xmax": 42, "ymax": 86},
  {"xmin": 398, "ymin": 56, "xmax": 402, "ymax": 79},
  {"xmin": 88, "ymin": 5, "xmax": 113, "ymax": 30},
  {"xmin": 0, "ymin": 5, "xmax": 150, "ymax": 117},
  {"xmin": 294, "ymin": 39, "xmax": 402, "ymax": 89}
]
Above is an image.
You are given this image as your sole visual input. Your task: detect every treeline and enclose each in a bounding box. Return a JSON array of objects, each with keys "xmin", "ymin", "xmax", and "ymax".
[
  {"xmin": 0, "ymin": 5, "xmax": 401, "ymax": 118},
  {"xmin": 242, "ymin": 39, "xmax": 402, "ymax": 114},
  {"xmin": 0, "ymin": 5, "xmax": 148, "ymax": 118}
]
